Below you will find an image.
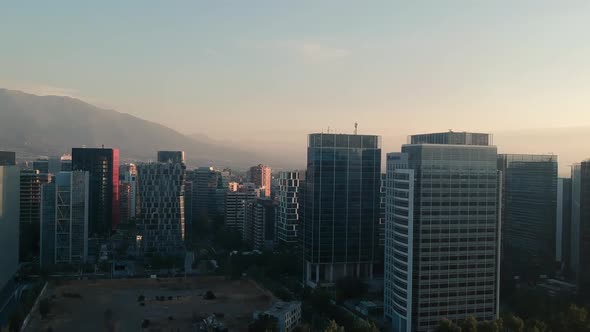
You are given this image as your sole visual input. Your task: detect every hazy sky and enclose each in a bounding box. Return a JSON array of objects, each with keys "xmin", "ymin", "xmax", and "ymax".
[{"xmin": 1, "ymin": 1, "xmax": 590, "ymax": 173}]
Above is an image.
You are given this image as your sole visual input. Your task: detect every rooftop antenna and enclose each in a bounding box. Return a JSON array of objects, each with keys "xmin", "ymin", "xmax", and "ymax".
[{"xmin": 354, "ymin": 122, "xmax": 358, "ymax": 135}]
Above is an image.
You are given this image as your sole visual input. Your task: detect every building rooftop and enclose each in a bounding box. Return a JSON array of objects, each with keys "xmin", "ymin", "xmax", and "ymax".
[
  {"xmin": 409, "ymin": 131, "xmax": 492, "ymax": 146},
  {"xmin": 264, "ymin": 301, "xmax": 301, "ymax": 316}
]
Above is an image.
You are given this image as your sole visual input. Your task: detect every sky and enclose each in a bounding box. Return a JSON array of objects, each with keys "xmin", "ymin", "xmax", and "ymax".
[{"xmin": 1, "ymin": 1, "xmax": 590, "ymax": 173}]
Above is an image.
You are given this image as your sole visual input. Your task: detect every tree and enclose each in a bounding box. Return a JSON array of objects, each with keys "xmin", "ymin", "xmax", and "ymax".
[
  {"xmin": 504, "ymin": 314, "xmax": 524, "ymax": 332},
  {"xmin": 461, "ymin": 316, "xmax": 478, "ymax": 332},
  {"xmin": 524, "ymin": 319, "xmax": 548, "ymax": 332},
  {"xmin": 434, "ymin": 318, "xmax": 461, "ymax": 332},
  {"xmin": 350, "ymin": 318, "xmax": 371, "ymax": 332},
  {"xmin": 478, "ymin": 319, "xmax": 502, "ymax": 332},
  {"xmin": 39, "ymin": 298, "xmax": 51, "ymax": 318},
  {"xmin": 294, "ymin": 324, "xmax": 312, "ymax": 332},
  {"xmin": 324, "ymin": 320, "xmax": 345, "ymax": 332},
  {"xmin": 560, "ymin": 304, "xmax": 590, "ymax": 332},
  {"xmin": 249, "ymin": 314, "xmax": 278, "ymax": 332}
]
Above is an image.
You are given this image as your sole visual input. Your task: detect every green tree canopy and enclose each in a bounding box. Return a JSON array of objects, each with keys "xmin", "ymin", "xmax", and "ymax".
[{"xmin": 434, "ymin": 318, "xmax": 461, "ymax": 332}]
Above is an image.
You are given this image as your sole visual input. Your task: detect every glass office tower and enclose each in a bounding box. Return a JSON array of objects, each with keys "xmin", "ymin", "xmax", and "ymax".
[
  {"xmin": 571, "ymin": 161, "xmax": 590, "ymax": 297},
  {"xmin": 384, "ymin": 133, "xmax": 500, "ymax": 332},
  {"xmin": 497, "ymin": 154, "xmax": 558, "ymax": 279},
  {"xmin": 72, "ymin": 147, "xmax": 120, "ymax": 236},
  {"xmin": 303, "ymin": 133, "xmax": 381, "ymax": 287}
]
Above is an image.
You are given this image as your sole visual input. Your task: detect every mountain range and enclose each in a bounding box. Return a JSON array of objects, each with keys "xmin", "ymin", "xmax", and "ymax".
[{"xmin": 0, "ymin": 88, "xmax": 265, "ymax": 168}]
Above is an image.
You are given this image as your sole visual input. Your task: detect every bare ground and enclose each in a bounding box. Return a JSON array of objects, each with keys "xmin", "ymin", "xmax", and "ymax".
[{"xmin": 23, "ymin": 276, "xmax": 274, "ymax": 332}]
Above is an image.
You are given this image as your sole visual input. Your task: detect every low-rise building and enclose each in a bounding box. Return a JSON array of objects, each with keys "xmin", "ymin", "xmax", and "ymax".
[{"xmin": 255, "ymin": 301, "xmax": 301, "ymax": 332}]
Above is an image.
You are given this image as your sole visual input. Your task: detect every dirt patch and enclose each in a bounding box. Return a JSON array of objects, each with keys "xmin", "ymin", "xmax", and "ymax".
[{"xmin": 23, "ymin": 277, "xmax": 274, "ymax": 332}]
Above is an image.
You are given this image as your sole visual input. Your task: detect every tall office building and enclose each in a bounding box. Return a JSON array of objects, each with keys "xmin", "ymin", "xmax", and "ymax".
[
  {"xmin": 497, "ymin": 154, "xmax": 557, "ymax": 279},
  {"xmin": 72, "ymin": 147, "xmax": 120, "ymax": 236},
  {"xmin": 379, "ymin": 173, "xmax": 386, "ymax": 248},
  {"xmin": 0, "ymin": 166, "xmax": 20, "ymax": 296},
  {"xmin": 571, "ymin": 162, "xmax": 590, "ymax": 296},
  {"xmin": 556, "ymin": 178, "xmax": 572, "ymax": 268},
  {"xmin": 33, "ymin": 158, "xmax": 50, "ymax": 175},
  {"xmin": 303, "ymin": 133, "xmax": 381, "ymax": 287},
  {"xmin": 249, "ymin": 164, "xmax": 272, "ymax": 198},
  {"xmin": 0, "ymin": 151, "xmax": 16, "ymax": 166},
  {"xmin": 384, "ymin": 132, "xmax": 500, "ymax": 332},
  {"xmin": 244, "ymin": 198, "xmax": 277, "ymax": 250},
  {"xmin": 60, "ymin": 154, "xmax": 72, "ymax": 172},
  {"xmin": 19, "ymin": 169, "xmax": 50, "ymax": 262},
  {"xmin": 184, "ymin": 180, "xmax": 193, "ymax": 240},
  {"xmin": 40, "ymin": 171, "xmax": 90, "ymax": 267},
  {"xmin": 136, "ymin": 160, "xmax": 186, "ymax": 255},
  {"xmin": 119, "ymin": 163, "xmax": 138, "ymax": 220},
  {"xmin": 189, "ymin": 167, "xmax": 222, "ymax": 224},
  {"xmin": 118, "ymin": 182, "xmax": 133, "ymax": 224},
  {"xmin": 157, "ymin": 151, "xmax": 185, "ymax": 164},
  {"xmin": 225, "ymin": 186, "xmax": 259, "ymax": 234},
  {"xmin": 33, "ymin": 155, "xmax": 73, "ymax": 175},
  {"xmin": 276, "ymin": 171, "xmax": 302, "ymax": 248}
]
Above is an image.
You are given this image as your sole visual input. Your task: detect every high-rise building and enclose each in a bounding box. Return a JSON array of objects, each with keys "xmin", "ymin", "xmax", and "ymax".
[
  {"xmin": 303, "ymin": 133, "xmax": 381, "ymax": 287},
  {"xmin": 384, "ymin": 132, "xmax": 500, "ymax": 332},
  {"xmin": 410, "ymin": 131, "xmax": 491, "ymax": 146},
  {"xmin": 33, "ymin": 155, "xmax": 73, "ymax": 175},
  {"xmin": 118, "ymin": 182, "xmax": 133, "ymax": 224},
  {"xmin": 136, "ymin": 160, "xmax": 186, "ymax": 255},
  {"xmin": 228, "ymin": 181, "xmax": 239, "ymax": 192},
  {"xmin": 497, "ymin": 154, "xmax": 557, "ymax": 279},
  {"xmin": 225, "ymin": 186, "xmax": 259, "ymax": 234},
  {"xmin": 571, "ymin": 161, "xmax": 590, "ymax": 296},
  {"xmin": 557, "ymin": 178, "xmax": 572, "ymax": 268},
  {"xmin": 0, "ymin": 166, "xmax": 20, "ymax": 296},
  {"xmin": 276, "ymin": 171, "xmax": 302, "ymax": 248},
  {"xmin": 157, "ymin": 151, "xmax": 185, "ymax": 164},
  {"xmin": 0, "ymin": 151, "xmax": 16, "ymax": 166},
  {"xmin": 19, "ymin": 169, "xmax": 50, "ymax": 262},
  {"xmin": 249, "ymin": 164, "xmax": 272, "ymax": 198},
  {"xmin": 60, "ymin": 154, "xmax": 72, "ymax": 171},
  {"xmin": 119, "ymin": 163, "xmax": 138, "ymax": 220},
  {"xmin": 33, "ymin": 158, "xmax": 50, "ymax": 175},
  {"xmin": 72, "ymin": 147, "xmax": 120, "ymax": 236},
  {"xmin": 40, "ymin": 171, "xmax": 90, "ymax": 267},
  {"xmin": 189, "ymin": 167, "xmax": 222, "ymax": 225},
  {"xmin": 379, "ymin": 173, "xmax": 386, "ymax": 248},
  {"xmin": 244, "ymin": 198, "xmax": 277, "ymax": 250},
  {"xmin": 184, "ymin": 180, "xmax": 193, "ymax": 241}
]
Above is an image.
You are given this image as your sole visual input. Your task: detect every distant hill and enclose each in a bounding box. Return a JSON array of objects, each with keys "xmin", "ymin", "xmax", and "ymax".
[{"xmin": 0, "ymin": 88, "xmax": 260, "ymax": 167}]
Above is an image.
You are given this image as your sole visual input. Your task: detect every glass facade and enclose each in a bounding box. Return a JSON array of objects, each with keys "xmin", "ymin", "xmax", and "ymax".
[
  {"xmin": 40, "ymin": 171, "xmax": 89, "ymax": 267},
  {"xmin": 556, "ymin": 178, "xmax": 572, "ymax": 266},
  {"xmin": 303, "ymin": 133, "xmax": 381, "ymax": 286},
  {"xmin": 385, "ymin": 139, "xmax": 500, "ymax": 332},
  {"xmin": 571, "ymin": 161, "xmax": 590, "ymax": 296},
  {"xmin": 72, "ymin": 148, "xmax": 119, "ymax": 236},
  {"xmin": 497, "ymin": 154, "xmax": 558, "ymax": 279}
]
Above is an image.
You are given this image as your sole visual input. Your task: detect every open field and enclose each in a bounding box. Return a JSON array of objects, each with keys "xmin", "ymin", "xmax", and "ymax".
[{"xmin": 23, "ymin": 276, "xmax": 274, "ymax": 332}]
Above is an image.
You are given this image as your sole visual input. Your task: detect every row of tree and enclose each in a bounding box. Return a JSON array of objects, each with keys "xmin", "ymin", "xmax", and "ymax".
[{"xmin": 434, "ymin": 305, "xmax": 590, "ymax": 332}]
